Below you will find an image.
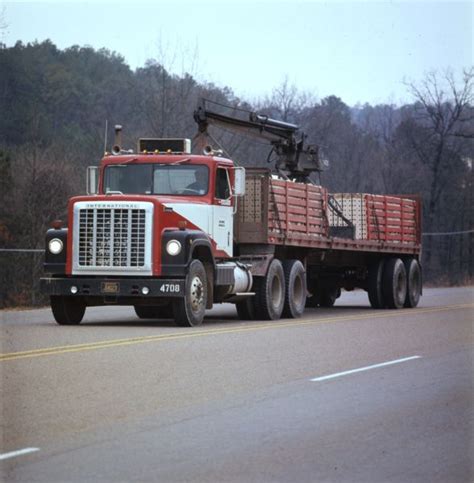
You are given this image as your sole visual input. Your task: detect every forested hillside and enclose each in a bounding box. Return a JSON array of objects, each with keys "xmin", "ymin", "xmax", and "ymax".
[{"xmin": 1, "ymin": 41, "xmax": 472, "ymax": 307}]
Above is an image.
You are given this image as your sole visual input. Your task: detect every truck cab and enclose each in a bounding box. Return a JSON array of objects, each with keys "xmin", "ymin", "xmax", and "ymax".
[{"xmin": 41, "ymin": 138, "xmax": 249, "ymax": 327}]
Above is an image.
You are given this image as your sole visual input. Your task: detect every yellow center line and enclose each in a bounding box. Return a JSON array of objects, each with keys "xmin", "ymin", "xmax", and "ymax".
[{"xmin": 1, "ymin": 303, "xmax": 473, "ymax": 362}]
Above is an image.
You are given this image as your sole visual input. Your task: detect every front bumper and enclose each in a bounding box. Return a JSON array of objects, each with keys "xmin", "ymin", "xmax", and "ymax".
[{"xmin": 40, "ymin": 277, "xmax": 185, "ymax": 298}]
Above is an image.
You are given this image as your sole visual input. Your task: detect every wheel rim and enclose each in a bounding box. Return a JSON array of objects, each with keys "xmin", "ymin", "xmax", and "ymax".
[
  {"xmin": 271, "ymin": 274, "xmax": 282, "ymax": 308},
  {"xmin": 293, "ymin": 275, "xmax": 304, "ymax": 307},
  {"xmin": 411, "ymin": 266, "xmax": 421, "ymax": 300},
  {"xmin": 190, "ymin": 276, "xmax": 204, "ymax": 312},
  {"xmin": 395, "ymin": 270, "xmax": 407, "ymax": 303}
]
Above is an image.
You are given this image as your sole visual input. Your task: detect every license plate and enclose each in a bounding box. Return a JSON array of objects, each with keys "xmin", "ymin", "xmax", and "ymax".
[{"xmin": 101, "ymin": 282, "xmax": 120, "ymax": 294}]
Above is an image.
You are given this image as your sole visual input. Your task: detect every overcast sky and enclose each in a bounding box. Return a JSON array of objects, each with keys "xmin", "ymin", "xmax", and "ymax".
[{"xmin": 1, "ymin": 1, "xmax": 472, "ymax": 106}]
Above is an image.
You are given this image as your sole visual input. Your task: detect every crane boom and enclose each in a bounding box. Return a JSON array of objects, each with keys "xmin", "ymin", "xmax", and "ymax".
[{"xmin": 193, "ymin": 99, "xmax": 326, "ymax": 181}]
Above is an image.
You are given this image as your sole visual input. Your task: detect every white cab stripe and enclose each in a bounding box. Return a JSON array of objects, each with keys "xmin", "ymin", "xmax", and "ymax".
[
  {"xmin": 310, "ymin": 355, "xmax": 421, "ymax": 382},
  {"xmin": 163, "ymin": 203, "xmax": 233, "ymax": 256},
  {"xmin": 0, "ymin": 447, "xmax": 40, "ymax": 460}
]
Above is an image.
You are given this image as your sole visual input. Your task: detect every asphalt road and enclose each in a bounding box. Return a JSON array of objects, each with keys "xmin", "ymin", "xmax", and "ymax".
[{"xmin": 1, "ymin": 287, "xmax": 473, "ymax": 482}]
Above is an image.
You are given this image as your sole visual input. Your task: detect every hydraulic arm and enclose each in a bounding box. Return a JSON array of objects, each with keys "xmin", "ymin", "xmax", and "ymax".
[{"xmin": 193, "ymin": 99, "xmax": 325, "ymax": 181}]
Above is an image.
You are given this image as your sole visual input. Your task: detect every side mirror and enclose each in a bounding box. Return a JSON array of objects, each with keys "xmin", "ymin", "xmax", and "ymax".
[
  {"xmin": 87, "ymin": 166, "xmax": 99, "ymax": 195},
  {"xmin": 233, "ymin": 167, "xmax": 246, "ymax": 197}
]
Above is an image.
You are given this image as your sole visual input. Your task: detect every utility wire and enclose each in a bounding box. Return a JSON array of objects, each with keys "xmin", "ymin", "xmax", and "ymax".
[
  {"xmin": 0, "ymin": 249, "xmax": 45, "ymax": 253},
  {"xmin": 422, "ymin": 229, "xmax": 474, "ymax": 236}
]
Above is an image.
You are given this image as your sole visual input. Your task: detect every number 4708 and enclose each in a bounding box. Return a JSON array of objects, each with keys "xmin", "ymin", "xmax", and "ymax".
[{"xmin": 160, "ymin": 284, "xmax": 180, "ymax": 293}]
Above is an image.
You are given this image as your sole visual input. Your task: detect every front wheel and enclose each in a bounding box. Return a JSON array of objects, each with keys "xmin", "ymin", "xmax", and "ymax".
[
  {"xmin": 51, "ymin": 296, "xmax": 86, "ymax": 325},
  {"xmin": 173, "ymin": 260, "xmax": 207, "ymax": 327}
]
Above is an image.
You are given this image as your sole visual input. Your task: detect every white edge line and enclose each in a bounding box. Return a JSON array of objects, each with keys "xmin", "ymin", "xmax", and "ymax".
[
  {"xmin": 310, "ymin": 355, "xmax": 422, "ymax": 382},
  {"xmin": 0, "ymin": 447, "xmax": 40, "ymax": 461}
]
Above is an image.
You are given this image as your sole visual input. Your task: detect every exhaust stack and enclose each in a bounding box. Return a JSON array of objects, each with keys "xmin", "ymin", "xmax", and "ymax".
[{"xmin": 112, "ymin": 125, "xmax": 123, "ymax": 155}]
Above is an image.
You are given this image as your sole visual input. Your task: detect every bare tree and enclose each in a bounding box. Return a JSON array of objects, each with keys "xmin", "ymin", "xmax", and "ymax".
[
  {"xmin": 0, "ymin": 5, "xmax": 8, "ymax": 42},
  {"xmin": 404, "ymin": 69, "xmax": 474, "ymax": 268},
  {"xmin": 257, "ymin": 76, "xmax": 314, "ymax": 123},
  {"xmin": 136, "ymin": 36, "xmax": 202, "ymax": 139}
]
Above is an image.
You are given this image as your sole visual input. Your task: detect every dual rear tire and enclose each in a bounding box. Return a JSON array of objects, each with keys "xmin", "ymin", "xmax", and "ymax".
[
  {"xmin": 368, "ymin": 257, "xmax": 421, "ymax": 309},
  {"xmin": 236, "ymin": 258, "xmax": 306, "ymax": 321},
  {"xmin": 282, "ymin": 260, "xmax": 306, "ymax": 318},
  {"xmin": 253, "ymin": 258, "xmax": 286, "ymax": 320}
]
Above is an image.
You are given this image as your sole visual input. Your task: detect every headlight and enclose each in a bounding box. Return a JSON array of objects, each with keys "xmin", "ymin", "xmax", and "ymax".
[
  {"xmin": 48, "ymin": 238, "xmax": 64, "ymax": 255},
  {"xmin": 166, "ymin": 239, "xmax": 182, "ymax": 256}
]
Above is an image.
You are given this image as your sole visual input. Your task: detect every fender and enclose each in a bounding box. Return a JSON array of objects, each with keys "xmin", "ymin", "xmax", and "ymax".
[{"xmin": 161, "ymin": 229, "xmax": 215, "ymax": 277}]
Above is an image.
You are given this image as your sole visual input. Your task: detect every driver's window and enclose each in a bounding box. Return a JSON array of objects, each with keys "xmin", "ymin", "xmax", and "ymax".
[{"xmin": 215, "ymin": 168, "xmax": 230, "ymax": 200}]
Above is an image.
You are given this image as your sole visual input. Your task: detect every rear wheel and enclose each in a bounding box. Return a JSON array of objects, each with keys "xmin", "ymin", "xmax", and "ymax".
[
  {"xmin": 254, "ymin": 259, "xmax": 285, "ymax": 320},
  {"xmin": 382, "ymin": 258, "xmax": 407, "ymax": 309},
  {"xmin": 282, "ymin": 260, "xmax": 306, "ymax": 318},
  {"xmin": 134, "ymin": 304, "xmax": 173, "ymax": 319},
  {"xmin": 173, "ymin": 260, "xmax": 207, "ymax": 327},
  {"xmin": 404, "ymin": 258, "xmax": 422, "ymax": 308},
  {"xmin": 368, "ymin": 259, "xmax": 385, "ymax": 308},
  {"xmin": 51, "ymin": 296, "xmax": 86, "ymax": 325}
]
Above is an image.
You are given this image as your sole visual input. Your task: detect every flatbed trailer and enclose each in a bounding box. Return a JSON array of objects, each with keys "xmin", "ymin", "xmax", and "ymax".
[{"xmin": 236, "ymin": 169, "xmax": 421, "ymax": 254}]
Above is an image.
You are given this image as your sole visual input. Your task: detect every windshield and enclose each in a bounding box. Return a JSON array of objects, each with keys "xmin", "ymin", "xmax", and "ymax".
[{"xmin": 104, "ymin": 164, "xmax": 209, "ymax": 196}]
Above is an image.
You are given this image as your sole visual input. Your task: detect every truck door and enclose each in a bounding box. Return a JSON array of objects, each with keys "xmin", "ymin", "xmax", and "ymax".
[{"xmin": 212, "ymin": 167, "xmax": 233, "ymax": 257}]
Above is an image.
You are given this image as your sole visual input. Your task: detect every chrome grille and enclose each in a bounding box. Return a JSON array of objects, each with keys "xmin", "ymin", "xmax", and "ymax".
[{"xmin": 73, "ymin": 201, "xmax": 153, "ymax": 275}]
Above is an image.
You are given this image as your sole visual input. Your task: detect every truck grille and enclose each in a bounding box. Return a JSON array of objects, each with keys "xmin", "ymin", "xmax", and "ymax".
[{"xmin": 72, "ymin": 202, "xmax": 153, "ymax": 275}]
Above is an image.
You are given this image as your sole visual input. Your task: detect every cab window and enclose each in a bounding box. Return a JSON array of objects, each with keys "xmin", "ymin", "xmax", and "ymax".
[{"xmin": 215, "ymin": 168, "xmax": 230, "ymax": 200}]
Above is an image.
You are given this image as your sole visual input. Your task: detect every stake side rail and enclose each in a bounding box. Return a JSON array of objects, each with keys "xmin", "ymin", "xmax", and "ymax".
[{"xmin": 235, "ymin": 169, "xmax": 421, "ymax": 256}]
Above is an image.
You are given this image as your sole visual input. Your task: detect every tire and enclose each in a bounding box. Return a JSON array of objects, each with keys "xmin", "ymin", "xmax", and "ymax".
[
  {"xmin": 282, "ymin": 260, "xmax": 307, "ymax": 318},
  {"xmin": 134, "ymin": 304, "xmax": 173, "ymax": 319},
  {"xmin": 404, "ymin": 258, "xmax": 422, "ymax": 308},
  {"xmin": 382, "ymin": 258, "xmax": 407, "ymax": 309},
  {"xmin": 320, "ymin": 287, "xmax": 341, "ymax": 308},
  {"xmin": 173, "ymin": 260, "xmax": 207, "ymax": 327},
  {"xmin": 236, "ymin": 298, "xmax": 257, "ymax": 320},
  {"xmin": 51, "ymin": 296, "xmax": 86, "ymax": 325},
  {"xmin": 254, "ymin": 259, "xmax": 285, "ymax": 320},
  {"xmin": 368, "ymin": 259, "xmax": 385, "ymax": 308}
]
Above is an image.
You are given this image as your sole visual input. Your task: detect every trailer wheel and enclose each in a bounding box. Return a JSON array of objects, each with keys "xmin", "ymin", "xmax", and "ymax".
[
  {"xmin": 368, "ymin": 259, "xmax": 386, "ymax": 308},
  {"xmin": 382, "ymin": 258, "xmax": 407, "ymax": 309},
  {"xmin": 404, "ymin": 258, "xmax": 422, "ymax": 308},
  {"xmin": 173, "ymin": 260, "xmax": 207, "ymax": 327},
  {"xmin": 320, "ymin": 287, "xmax": 341, "ymax": 307},
  {"xmin": 254, "ymin": 259, "xmax": 285, "ymax": 320},
  {"xmin": 282, "ymin": 260, "xmax": 306, "ymax": 318},
  {"xmin": 51, "ymin": 296, "xmax": 86, "ymax": 325},
  {"xmin": 235, "ymin": 298, "xmax": 257, "ymax": 320},
  {"xmin": 134, "ymin": 304, "xmax": 173, "ymax": 319}
]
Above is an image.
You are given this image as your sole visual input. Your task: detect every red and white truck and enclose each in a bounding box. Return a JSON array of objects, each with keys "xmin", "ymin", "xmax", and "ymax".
[{"xmin": 41, "ymin": 101, "xmax": 422, "ymax": 326}]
